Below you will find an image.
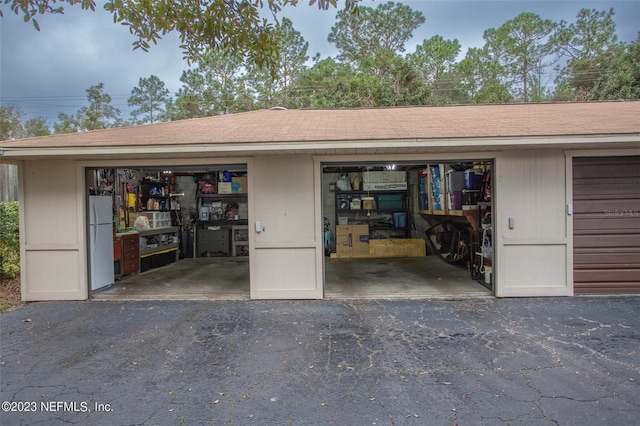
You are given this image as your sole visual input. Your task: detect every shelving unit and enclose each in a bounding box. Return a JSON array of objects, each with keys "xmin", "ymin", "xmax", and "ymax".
[
  {"xmin": 139, "ymin": 178, "xmax": 171, "ymax": 212},
  {"xmin": 471, "ymin": 201, "xmax": 492, "ymax": 290},
  {"xmin": 232, "ymin": 225, "xmax": 249, "ymax": 257},
  {"xmin": 195, "ymin": 192, "xmax": 248, "ymax": 258},
  {"xmin": 138, "ymin": 227, "xmax": 179, "ymax": 272},
  {"xmin": 334, "ymin": 190, "xmax": 410, "ymax": 238}
]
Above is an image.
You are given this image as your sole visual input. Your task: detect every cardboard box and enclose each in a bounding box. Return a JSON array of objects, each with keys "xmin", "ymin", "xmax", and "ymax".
[
  {"xmin": 232, "ymin": 176, "xmax": 247, "ymax": 193},
  {"xmin": 336, "ymin": 225, "xmax": 351, "ymax": 256},
  {"xmin": 363, "ymin": 182, "xmax": 408, "ymax": 191},
  {"xmin": 351, "ymin": 224, "xmax": 370, "ymax": 255},
  {"xmin": 363, "ymin": 171, "xmax": 406, "ymax": 183},
  {"xmin": 362, "ymin": 197, "xmax": 375, "ymax": 210},
  {"xmin": 336, "ymin": 225, "xmax": 369, "ymax": 256},
  {"xmin": 218, "ymin": 182, "xmax": 232, "ymax": 194}
]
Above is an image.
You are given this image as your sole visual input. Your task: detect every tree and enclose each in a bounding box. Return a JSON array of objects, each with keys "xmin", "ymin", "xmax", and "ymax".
[
  {"xmin": 411, "ymin": 35, "xmax": 461, "ymax": 84},
  {"xmin": 410, "ymin": 35, "xmax": 463, "ymax": 104},
  {"xmin": 457, "ymin": 47, "xmax": 512, "ymax": 104},
  {"xmin": 328, "ymin": 1, "xmax": 424, "ymax": 76},
  {"xmin": 128, "ymin": 75, "xmax": 171, "ymax": 124},
  {"xmin": 0, "ymin": 105, "xmax": 50, "ymax": 139},
  {"xmin": 247, "ymin": 17, "xmax": 309, "ymax": 109},
  {"xmin": 293, "ymin": 57, "xmax": 360, "ymax": 108},
  {"xmin": 551, "ymin": 9, "xmax": 625, "ymax": 100},
  {"xmin": 483, "ymin": 12, "xmax": 557, "ymax": 102},
  {"xmin": 588, "ymin": 40, "xmax": 640, "ymax": 100},
  {"xmin": 23, "ymin": 117, "xmax": 51, "ymax": 136},
  {"xmin": 54, "ymin": 83, "xmax": 121, "ymax": 133},
  {"xmin": 552, "ymin": 8, "xmax": 620, "ymax": 60},
  {"xmin": 2, "ymin": 0, "xmax": 361, "ymax": 73},
  {"xmin": 172, "ymin": 50, "xmax": 252, "ymax": 119},
  {"xmin": 0, "ymin": 106, "xmax": 23, "ymax": 140}
]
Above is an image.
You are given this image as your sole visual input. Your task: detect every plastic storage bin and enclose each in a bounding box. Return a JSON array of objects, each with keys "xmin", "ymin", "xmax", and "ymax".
[
  {"xmin": 138, "ymin": 212, "xmax": 171, "ymax": 229},
  {"xmin": 392, "ymin": 212, "xmax": 407, "ymax": 228},
  {"xmin": 377, "ymin": 194, "xmax": 403, "ymax": 209},
  {"xmin": 449, "ymin": 191, "xmax": 463, "ymax": 210},
  {"xmin": 447, "ymin": 170, "xmax": 466, "ymax": 192},
  {"xmin": 465, "ymin": 169, "xmax": 484, "ymax": 189}
]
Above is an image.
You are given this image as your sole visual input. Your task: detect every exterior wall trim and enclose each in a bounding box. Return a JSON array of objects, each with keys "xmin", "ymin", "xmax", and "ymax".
[{"xmin": 4, "ymin": 134, "xmax": 639, "ymax": 160}]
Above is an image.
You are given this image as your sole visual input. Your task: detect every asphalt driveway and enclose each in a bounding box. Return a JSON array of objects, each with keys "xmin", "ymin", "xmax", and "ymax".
[{"xmin": 1, "ymin": 297, "xmax": 639, "ymax": 425}]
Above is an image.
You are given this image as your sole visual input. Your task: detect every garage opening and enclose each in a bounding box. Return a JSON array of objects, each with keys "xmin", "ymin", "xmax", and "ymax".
[
  {"xmin": 322, "ymin": 160, "xmax": 494, "ymax": 298},
  {"xmin": 87, "ymin": 165, "xmax": 250, "ymax": 300}
]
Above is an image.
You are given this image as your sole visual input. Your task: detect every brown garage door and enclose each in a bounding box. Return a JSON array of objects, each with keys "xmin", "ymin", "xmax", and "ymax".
[{"xmin": 573, "ymin": 156, "xmax": 640, "ymax": 294}]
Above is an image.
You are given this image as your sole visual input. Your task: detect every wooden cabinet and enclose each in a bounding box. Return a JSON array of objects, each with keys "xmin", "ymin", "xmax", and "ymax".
[{"xmin": 116, "ymin": 232, "xmax": 139, "ymax": 276}]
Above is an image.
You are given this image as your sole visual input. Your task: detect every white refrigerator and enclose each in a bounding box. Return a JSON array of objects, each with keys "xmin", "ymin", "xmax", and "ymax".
[{"xmin": 89, "ymin": 195, "xmax": 115, "ymax": 291}]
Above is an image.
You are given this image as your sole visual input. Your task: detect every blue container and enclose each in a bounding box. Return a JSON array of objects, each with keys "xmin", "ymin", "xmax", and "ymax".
[
  {"xmin": 465, "ymin": 169, "xmax": 484, "ymax": 189},
  {"xmin": 393, "ymin": 212, "xmax": 407, "ymax": 228},
  {"xmin": 449, "ymin": 191, "xmax": 463, "ymax": 210},
  {"xmin": 419, "ymin": 193, "xmax": 429, "ymax": 210}
]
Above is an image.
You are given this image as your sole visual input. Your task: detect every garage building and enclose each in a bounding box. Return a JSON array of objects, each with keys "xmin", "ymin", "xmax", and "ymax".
[{"xmin": 1, "ymin": 101, "xmax": 638, "ymax": 301}]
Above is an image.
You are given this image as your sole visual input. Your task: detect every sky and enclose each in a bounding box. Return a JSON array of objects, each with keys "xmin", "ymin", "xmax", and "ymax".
[{"xmin": 1, "ymin": 0, "xmax": 638, "ymax": 123}]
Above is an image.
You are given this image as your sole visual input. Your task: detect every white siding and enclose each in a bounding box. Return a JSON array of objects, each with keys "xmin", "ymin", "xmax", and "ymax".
[
  {"xmin": 20, "ymin": 160, "xmax": 87, "ymax": 301},
  {"xmin": 495, "ymin": 150, "xmax": 571, "ymax": 296},
  {"xmin": 250, "ymin": 155, "xmax": 322, "ymax": 299}
]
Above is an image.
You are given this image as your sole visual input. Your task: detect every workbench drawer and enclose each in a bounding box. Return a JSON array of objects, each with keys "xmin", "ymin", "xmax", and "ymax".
[
  {"xmin": 122, "ymin": 251, "xmax": 139, "ymax": 262},
  {"xmin": 121, "ymin": 259, "xmax": 139, "ymax": 275}
]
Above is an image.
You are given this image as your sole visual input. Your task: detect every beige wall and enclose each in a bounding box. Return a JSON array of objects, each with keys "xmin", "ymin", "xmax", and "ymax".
[
  {"xmin": 15, "ymin": 149, "xmax": 602, "ymax": 301},
  {"xmin": 494, "ymin": 150, "xmax": 571, "ymax": 297},
  {"xmin": 250, "ymin": 155, "xmax": 322, "ymax": 299},
  {"xmin": 20, "ymin": 160, "xmax": 87, "ymax": 300}
]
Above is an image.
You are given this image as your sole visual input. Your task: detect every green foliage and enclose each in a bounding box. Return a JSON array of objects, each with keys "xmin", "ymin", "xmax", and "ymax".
[
  {"xmin": 328, "ymin": 1, "xmax": 424, "ymax": 73},
  {"xmin": 172, "ymin": 50, "xmax": 252, "ymax": 118},
  {"xmin": 410, "ymin": 35, "xmax": 463, "ymax": 105},
  {"xmin": 128, "ymin": 75, "xmax": 171, "ymax": 124},
  {"xmin": 54, "ymin": 83, "xmax": 122, "ymax": 133},
  {"xmin": 0, "ymin": 202, "xmax": 20, "ymax": 280},
  {"xmin": 6, "ymin": 1, "xmax": 638, "ymax": 124},
  {"xmin": 483, "ymin": 12, "xmax": 557, "ymax": 102},
  {"xmin": 2, "ymin": 0, "xmax": 359, "ymax": 74},
  {"xmin": 247, "ymin": 17, "xmax": 309, "ymax": 109},
  {"xmin": 588, "ymin": 41, "xmax": 640, "ymax": 100},
  {"xmin": 1, "ymin": 106, "xmax": 50, "ymax": 139},
  {"xmin": 551, "ymin": 8, "xmax": 619, "ymax": 60},
  {"xmin": 551, "ymin": 8, "xmax": 630, "ymax": 101}
]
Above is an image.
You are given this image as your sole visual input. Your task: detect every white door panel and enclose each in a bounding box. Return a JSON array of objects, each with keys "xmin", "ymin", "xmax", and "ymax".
[{"xmin": 250, "ymin": 156, "xmax": 321, "ymax": 299}]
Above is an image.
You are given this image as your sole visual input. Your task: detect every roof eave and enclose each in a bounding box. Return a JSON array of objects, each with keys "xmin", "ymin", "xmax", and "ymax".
[{"xmin": 1, "ymin": 134, "xmax": 639, "ymax": 161}]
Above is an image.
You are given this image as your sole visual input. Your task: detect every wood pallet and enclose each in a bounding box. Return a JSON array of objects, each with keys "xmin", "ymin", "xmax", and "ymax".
[{"xmin": 330, "ymin": 238, "xmax": 426, "ymax": 259}]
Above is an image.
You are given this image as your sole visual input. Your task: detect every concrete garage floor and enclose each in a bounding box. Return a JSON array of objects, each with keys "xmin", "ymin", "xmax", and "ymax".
[
  {"xmin": 92, "ymin": 256, "xmax": 491, "ymax": 300},
  {"xmin": 325, "ymin": 257, "xmax": 492, "ymax": 299}
]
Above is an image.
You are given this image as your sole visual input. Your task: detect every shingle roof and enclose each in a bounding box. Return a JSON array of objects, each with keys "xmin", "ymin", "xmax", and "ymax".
[{"xmin": 2, "ymin": 101, "xmax": 639, "ymax": 150}]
